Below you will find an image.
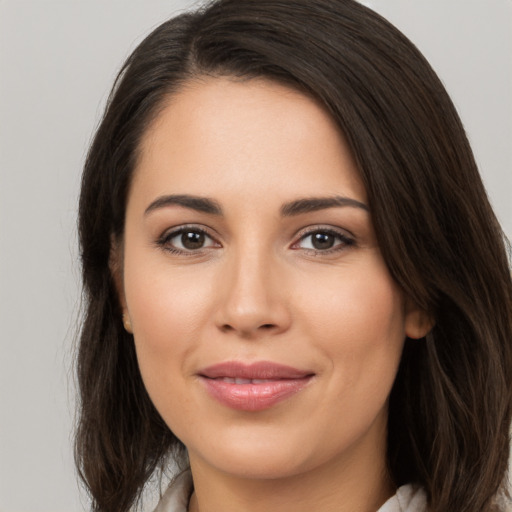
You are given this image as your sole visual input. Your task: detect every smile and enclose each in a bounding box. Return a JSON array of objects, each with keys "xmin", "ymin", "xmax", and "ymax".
[{"xmin": 198, "ymin": 361, "xmax": 315, "ymax": 411}]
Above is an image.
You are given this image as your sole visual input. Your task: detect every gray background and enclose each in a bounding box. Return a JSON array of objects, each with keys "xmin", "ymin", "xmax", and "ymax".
[{"xmin": 0, "ymin": 1, "xmax": 510, "ymax": 511}]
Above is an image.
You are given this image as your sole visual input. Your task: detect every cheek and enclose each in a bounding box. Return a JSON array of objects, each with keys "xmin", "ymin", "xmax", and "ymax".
[
  {"xmin": 292, "ymin": 261, "xmax": 406, "ymax": 451},
  {"xmin": 122, "ymin": 248, "xmax": 215, "ymax": 401},
  {"xmin": 296, "ymin": 258, "xmax": 406, "ymax": 386},
  {"xmin": 123, "ymin": 263, "xmax": 215, "ymax": 439},
  {"xmin": 301, "ymin": 261, "xmax": 404, "ymax": 337},
  {"xmin": 125, "ymin": 259, "xmax": 209, "ymax": 346}
]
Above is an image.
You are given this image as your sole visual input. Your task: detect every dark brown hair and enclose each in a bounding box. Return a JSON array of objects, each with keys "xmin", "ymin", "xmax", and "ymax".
[{"xmin": 76, "ymin": 1, "xmax": 512, "ymax": 510}]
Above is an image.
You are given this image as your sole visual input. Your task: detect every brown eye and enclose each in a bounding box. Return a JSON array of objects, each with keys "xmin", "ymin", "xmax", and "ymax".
[
  {"xmin": 294, "ymin": 229, "xmax": 354, "ymax": 252},
  {"xmin": 311, "ymin": 232, "xmax": 335, "ymax": 250},
  {"xmin": 159, "ymin": 227, "xmax": 219, "ymax": 253},
  {"xmin": 181, "ymin": 231, "xmax": 205, "ymax": 250}
]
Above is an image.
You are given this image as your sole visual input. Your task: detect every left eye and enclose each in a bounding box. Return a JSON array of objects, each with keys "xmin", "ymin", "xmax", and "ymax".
[{"xmin": 295, "ymin": 230, "xmax": 352, "ymax": 251}]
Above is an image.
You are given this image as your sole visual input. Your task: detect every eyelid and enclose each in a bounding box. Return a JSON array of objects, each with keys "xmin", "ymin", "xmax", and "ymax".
[
  {"xmin": 156, "ymin": 224, "xmax": 222, "ymax": 254},
  {"xmin": 293, "ymin": 222, "xmax": 355, "ymax": 237},
  {"xmin": 155, "ymin": 223, "xmax": 354, "ymax": 256},
  {"xmin": 290, "ymin": 225, "xmax": 355, "ymax": 252}
]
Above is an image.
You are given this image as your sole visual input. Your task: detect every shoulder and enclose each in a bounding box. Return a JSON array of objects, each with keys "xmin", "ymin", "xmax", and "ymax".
[
  {"xmin": 153, "ymin": 470, "xmax": 193, "ymax": 512},
  {"xmin": 378, "ymin": 485, "xmax": 427, "ymax": 512}
]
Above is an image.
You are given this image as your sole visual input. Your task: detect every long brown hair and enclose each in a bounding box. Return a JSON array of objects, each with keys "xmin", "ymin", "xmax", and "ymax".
[{"xmin": 76, "ymin": 1, "xmax": 512, "ymax": 510}]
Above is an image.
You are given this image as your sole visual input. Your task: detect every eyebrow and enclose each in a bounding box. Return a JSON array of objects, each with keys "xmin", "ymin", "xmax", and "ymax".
[
  {"xmin": 145, "ymin": 194, "xmax": 223, "ymax": 216},
  {"xmin": 144, "ymin": 194, "xmax": 368, "ymax": 217},
  {"xmin": 280, "ymin": 196, "xmax": 369, "ymax": 216}
]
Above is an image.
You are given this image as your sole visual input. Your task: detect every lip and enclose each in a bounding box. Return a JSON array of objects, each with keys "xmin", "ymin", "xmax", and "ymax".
[{"xmin": 198, "ymin": 361, "xmax": 314, "ymax": 411}]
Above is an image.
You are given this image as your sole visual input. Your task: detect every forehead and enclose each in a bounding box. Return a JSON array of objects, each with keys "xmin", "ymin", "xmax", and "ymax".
[{"xmin": 132, "ymin": 77, "xmax": 366, "ymax": 206}]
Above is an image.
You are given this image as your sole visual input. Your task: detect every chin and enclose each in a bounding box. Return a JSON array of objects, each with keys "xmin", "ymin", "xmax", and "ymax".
[
  {"xmin": 204, "ymin": 450, "xmax": 314, "ymax": 481},
  {"xmin": 187, "ymin": 426, "xmax": 353, "ymax": 483}
]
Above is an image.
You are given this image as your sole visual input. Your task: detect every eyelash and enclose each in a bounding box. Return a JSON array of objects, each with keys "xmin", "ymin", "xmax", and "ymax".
[
  {"xmin": 156, "ymin": 226, "xmax": 219, "ymax": 255},
  {"xmin": 291, "ymin": 227, "xmax": 355, "ymax": 255},
  {"xmin": 156, "ymin": 226, "xmax": 355, "ymax": 256}
]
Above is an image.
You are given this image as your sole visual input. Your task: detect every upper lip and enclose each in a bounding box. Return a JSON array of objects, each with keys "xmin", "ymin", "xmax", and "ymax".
[{"xmin": 198, "ymin": 361, "xmax": 314, "ymax": 380}]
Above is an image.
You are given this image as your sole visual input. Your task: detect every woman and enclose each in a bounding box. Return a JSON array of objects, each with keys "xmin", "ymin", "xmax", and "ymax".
[{"xmin": 75, "ymin": 1, "xmax": 512, "ymax": 511}]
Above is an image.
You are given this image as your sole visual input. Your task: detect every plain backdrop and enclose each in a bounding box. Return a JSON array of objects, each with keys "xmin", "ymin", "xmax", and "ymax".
[{"xmin": 0, "ymin": 1, "xmax": 511, "ymax": 511}]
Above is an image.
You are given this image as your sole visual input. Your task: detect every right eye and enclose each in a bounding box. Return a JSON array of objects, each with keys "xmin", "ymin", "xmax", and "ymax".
[{"xmin": 158, "ymin": 227, "xmax": 219, "ymax": 254}]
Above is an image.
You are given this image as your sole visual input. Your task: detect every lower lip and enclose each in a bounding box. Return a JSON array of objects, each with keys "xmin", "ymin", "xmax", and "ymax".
[{"xmin": 200, "ymin": 377, "xmax": 312, "ymax": 411}]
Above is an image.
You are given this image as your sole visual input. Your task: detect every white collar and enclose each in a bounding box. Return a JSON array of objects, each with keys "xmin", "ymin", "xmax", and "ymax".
[{"xmin": 153, "ymin": 470, "xmax": 427, "ymax": 512}]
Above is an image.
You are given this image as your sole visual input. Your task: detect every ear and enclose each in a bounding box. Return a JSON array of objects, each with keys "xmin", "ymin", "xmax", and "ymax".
[
  {"xmin": 404, "ymin": 299, "xmax": 434, "ymax": 340},
  {"xmin": 109, "ymin": 235, "xmax": 133, "ymax": 334}
]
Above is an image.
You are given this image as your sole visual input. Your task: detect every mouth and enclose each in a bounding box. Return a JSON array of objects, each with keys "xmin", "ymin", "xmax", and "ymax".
[{"xmin": 198, "ymin": 361, "xmax": 315, "ymax": 412}]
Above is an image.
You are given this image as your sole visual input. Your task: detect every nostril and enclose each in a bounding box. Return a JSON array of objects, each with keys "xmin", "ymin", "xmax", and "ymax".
[{"xmin": 219, "ymin": 323, "xmax": 276, "ymax": 333}]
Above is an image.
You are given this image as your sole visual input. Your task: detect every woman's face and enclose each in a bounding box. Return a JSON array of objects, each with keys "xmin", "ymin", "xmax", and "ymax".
[{"xmin": 118, "ymin": 77, "xmax": 425, "ymax": 481}]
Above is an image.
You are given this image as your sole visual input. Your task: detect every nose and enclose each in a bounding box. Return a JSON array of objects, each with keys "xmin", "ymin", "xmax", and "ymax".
[{"xmin": 214, "ymin": 250, "xmax": 292, "ymax": 338}]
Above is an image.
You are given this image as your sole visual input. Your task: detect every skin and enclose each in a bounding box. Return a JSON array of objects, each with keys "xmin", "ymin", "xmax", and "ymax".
[{"xmin": 116, "ymin": 77, "xmax": 430, "ymax": 512}]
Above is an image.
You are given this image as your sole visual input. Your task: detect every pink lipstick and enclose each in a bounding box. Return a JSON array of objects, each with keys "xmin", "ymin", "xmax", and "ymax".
[{"xmin": 198, "ymin": 361, "xmax": 314, "ymax": 411}]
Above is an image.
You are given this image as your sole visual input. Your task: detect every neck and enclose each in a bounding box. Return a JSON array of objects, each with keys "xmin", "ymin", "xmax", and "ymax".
[{"xmin": 187, "ymin": 432, "xmax": 394, "ymax": 512}]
